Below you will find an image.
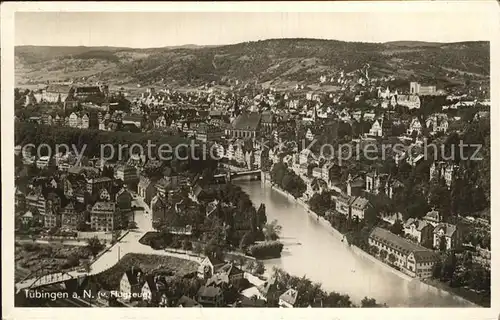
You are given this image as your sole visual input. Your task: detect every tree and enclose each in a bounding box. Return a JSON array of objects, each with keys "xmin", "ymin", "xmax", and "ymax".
[
  {"xmin": 388, "ymin": 253, "xmax": 396, "ymax": 264},
  {"xmin": 239, "ymin": 231, "xmax": 254, "ymax": 250},
  {"xmin": 182, "ymin": 239, "xmax": 192, "ymax": 251},
  {"xmin": 201, "ymin": 168, "xmax": 214, "ymax": 186},
  {"xmin": 253, "ymin": 260, "xmax": 265, "ymax": 275},
  {"xmin": 432, "ymin": 259, "xmax": 443, "ymax": 279},
  {"xmin": 360, "ymin": 297, "xmax": 382, "ymax": 307},
  {"xmin": 429, "ymin": 180, "xmax": 451, "ymax": 221},
  {"xmin": 439, "ymin": 235, "xmax": 447, "ymax": 252},
  {"xmin": 192, "ymin": 242, "xmax": 203, "ymax": 254},
  {"xmin": 256, "ymin": 204, "xmax": 267, "ymax": 230},
  {"xmin": 64, "ymin": 254, "xmax": 80, "ymax": 269},
  {"xmin": 204, "ymin": 241, "xmax": 224, "ymax": 261},
  {"xmin": 86, "ymin": 237, "xmax": 104, "ymax": 257},
  {"xmin": 441, "ymin": 252, "xmax": 457, "ymax": 281},
  {"xmin": 262, "ymin": 220, "xmax": 282, "ymax": 241},
  {"xmin": 152, "ymin": 219, "xmax": 164, "ymax": 232},
  {"xmin": 111, "ymin": 230, "xmax": 121, "ymax": 244},
  {"xmin": 76, "ymin": 220, "xmax": 90, "ymax": 232},
  {"xmin": 390, "ymin": 219, "xmax": 404, "ymax": 236},
  {"xmin": 380, "ymin": 249, "xmax": 388, "ymax": 260},
  {"xmin": 128, "ymin": 220, "xmax": 138, "ymax": 230}
]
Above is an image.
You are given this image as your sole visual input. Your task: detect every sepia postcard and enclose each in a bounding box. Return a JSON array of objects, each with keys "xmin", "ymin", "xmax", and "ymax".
[{"xmin": 1, "ymin": 1, "xmax": 499, "ymax": 320}]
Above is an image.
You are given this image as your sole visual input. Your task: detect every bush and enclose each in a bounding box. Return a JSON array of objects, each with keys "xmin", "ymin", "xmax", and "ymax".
[
  {"xmin": 22, "ymin": 243, "xmax": 41, "ymax": 252},
  {"xmin": 63, "ymin": 254, "xmax": 80, "ymax": 269},
  {"xmin": 182, "ymin": 239, "xmax": 192, "ymax": 251},
  {"xmin": 149, "ymin": 238, "xmax": 165, "ymax": 250},
  {"xmin": 246, "ymin": 241, "xmax": 284, "ymax": 259}
]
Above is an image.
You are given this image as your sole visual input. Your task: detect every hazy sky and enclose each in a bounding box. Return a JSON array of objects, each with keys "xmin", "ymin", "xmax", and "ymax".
[{"xmin": 15, "ymin": 11, "xmax": 493, "ymax": 48}]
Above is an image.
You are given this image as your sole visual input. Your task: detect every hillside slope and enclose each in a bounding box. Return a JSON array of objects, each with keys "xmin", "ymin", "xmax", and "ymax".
[{"xmin": 15, "ymin": 39, "xmax": 490, "ymax": 87}]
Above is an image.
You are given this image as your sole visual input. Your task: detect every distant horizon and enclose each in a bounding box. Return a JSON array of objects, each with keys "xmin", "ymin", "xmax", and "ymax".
[
  {"xmin": 13, "ymin": 38, "xmax": 489, "ymax": 50},
  {"xmin": 15, "ymin": 12, "xmax": 492, "ymax": 48}
]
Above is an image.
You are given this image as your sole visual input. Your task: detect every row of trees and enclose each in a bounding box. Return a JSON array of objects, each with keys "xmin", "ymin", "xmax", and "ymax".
[
  {"xmin": 270, "ymin": 162, "xmax": 307, "ymax": 198},
  {"xmin": 308, "ymin": 191, "xmax": 336, "ymax": 216},
  {"xmin": 15, "ymin": 122, "xmax": 188, "ymax": 161},
  {"xmin": 245, "ymin": 241, "xmax": 284, "ymax": 259},
  {"xmin": 431, "ymin": 251, "xmax": 490, "ymax": 304}
]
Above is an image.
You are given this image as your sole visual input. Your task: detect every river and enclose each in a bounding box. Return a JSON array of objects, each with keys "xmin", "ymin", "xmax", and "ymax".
[{"xmin": 237, "ymin": 180, "xmax": 475, "ymax": 307}]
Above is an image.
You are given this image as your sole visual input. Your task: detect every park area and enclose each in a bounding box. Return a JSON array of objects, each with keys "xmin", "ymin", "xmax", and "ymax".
[{"xmin": 14, "ymin": 241, "xmax": 93, "ymax": 282}]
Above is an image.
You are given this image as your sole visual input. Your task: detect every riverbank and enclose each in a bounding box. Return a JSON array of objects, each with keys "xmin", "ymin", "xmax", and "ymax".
[
  {"xmin": 265, "ymin": 180, "xmax": 412, "ymax": 280},
  {"xmin": 421, "ymin": 278, "xmax": 490, "ymax": 307},
  {"xmin": 262, "ymin": 179, "xmax": 480, "ymax": 307}
]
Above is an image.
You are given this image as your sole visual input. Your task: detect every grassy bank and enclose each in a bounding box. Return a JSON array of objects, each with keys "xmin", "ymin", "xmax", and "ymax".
[
  {"xmin": 94, "ymin": 253, "xmax": 199, "ymax": 290},
  {"xmin": 422, "ymin": 278, "xmax": 489, "ymax": 307}
]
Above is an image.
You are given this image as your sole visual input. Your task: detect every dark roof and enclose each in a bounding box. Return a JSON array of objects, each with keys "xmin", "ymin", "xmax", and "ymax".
[
  {"xmin": 74, "ymin": 86, "xmax": 101, "ymax": 93},
  {"xmin": 369, "ymin": 227, "xmax": 439, "ymax": 262},
  {"xmin": 91, "ymin": 201, "xmax": 115, "ymax": 213},
  {"xmin": 433, "ymin": 223, "xmax": 457, "ymax": 237},
  {"xmin": 238, "ymin": 295, "xmax": 266, "ymax": 307},
  {"xmin": 260, "ymin": 112, "xmax": 274, "ymax": 124},
  {"xmin": 257, "ymin": 276, "xmax": 277, "ymax": 296},
  {"xmin": 123, "ymin": 115, "xmax": 143, "ymax": 122},
  {"xmin": 209, "ymin": 110, "xmax": 224, "ymax": 117},
  {"xmin": 143, "ymin": 275, "xmax": 166, "ymax": 293},
  {"xmin": 63, "ymin": 275, "xmax": 90, "ymax": 293},
  {"xmin": 206, "ymin": 255, "xmax": 225, "ymax": 268},
  {"xmin": 231, "ymin": 112, "xmax": 261, "ymax": 131},
  {"xmin": 218, "ymin": 263, "xmax": 244, "ymax": 277},
  {"xmin": 404, "ymin": 218, "xmax": 430, "ymax": 231},
  {"xmin": 206, "ymin": 273, "xmax": 229, "ymax": 287},
  {"xmin": 177, "ymin": 295, "xmax": 201, "ymax": 307},
  {"xmin": 162, "ymin": 167, "xmax": 173, "ymax": 177},
  {"xmin": 197, "ymin": 286, "xmax": 222, "ymax": 298},
  {"xmin": 91, "ymin": 176, "xmax": 112, "ymax": 183},
  {"xmin": 46, "ymin": 84, "xmax": 71, "ymax": 93},
  {"xmin": 123, "ymin": 268, "xmax": 142, "ymax": 286},
  {"xmin": 337, "ymin": 193, "xmax": 356, "ymax": 205}
]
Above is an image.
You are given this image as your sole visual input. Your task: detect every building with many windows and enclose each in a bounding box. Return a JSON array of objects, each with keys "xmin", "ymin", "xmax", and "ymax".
[
  {"xmin": 26, "ymin": 193, "xmax": 48, "ymax": 215},
  {"xmin": 44, "ymin": 209, "xmax": 61, "ymax": 229},
  {"xmin": 114, "ymin": 165, "xmax": 138, "ymax": 183},
  {"xmin": 36, "ymin": 156, "xmax": 52, "ymax": 169},
  {"xmin": 195, "ymin": 123, "xmax": 223, "ymax": 142},
  {"xmin": 368, "ymin": 227, "xmax": 439, "ymax": 279},
  {"xmin": 90, "ymin": 202, "xmax": 120, "ymax": 232},
  {"xmin": 432, "ymin": 223, "xmax": 462, "ymax": 250},
  {"xmin": 87, "ymin": 177, "xmax": 113, "ymax": 196},
  {"xmin": 410, "ymin": 82, "xmax": 437, "ymax": 96},
  {"xmin": 226, "ymin": 112, "xmax": 261, "ymax": 139},
  {"xmin": 61, "ymin": 202, "xmax": 79, "ymax": 231}
]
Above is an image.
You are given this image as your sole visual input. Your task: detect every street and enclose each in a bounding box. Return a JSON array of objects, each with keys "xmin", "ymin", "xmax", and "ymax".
[
  {"xmin": 16, "ymin": 194, "xmax": 201, "ymax": 292},
  {"xmin": 130, "ymin": 192, "xmax": 153, "ymax": 232}
]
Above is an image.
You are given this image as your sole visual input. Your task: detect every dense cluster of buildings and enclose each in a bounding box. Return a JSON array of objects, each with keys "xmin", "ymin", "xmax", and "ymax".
[
  {"xmin": 15, "ymin": 156, "xmax": 140, "ymax": 232},
  {"xmin": 114, "ymin": 255, "xmax": 302, "ymax": 308}
]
